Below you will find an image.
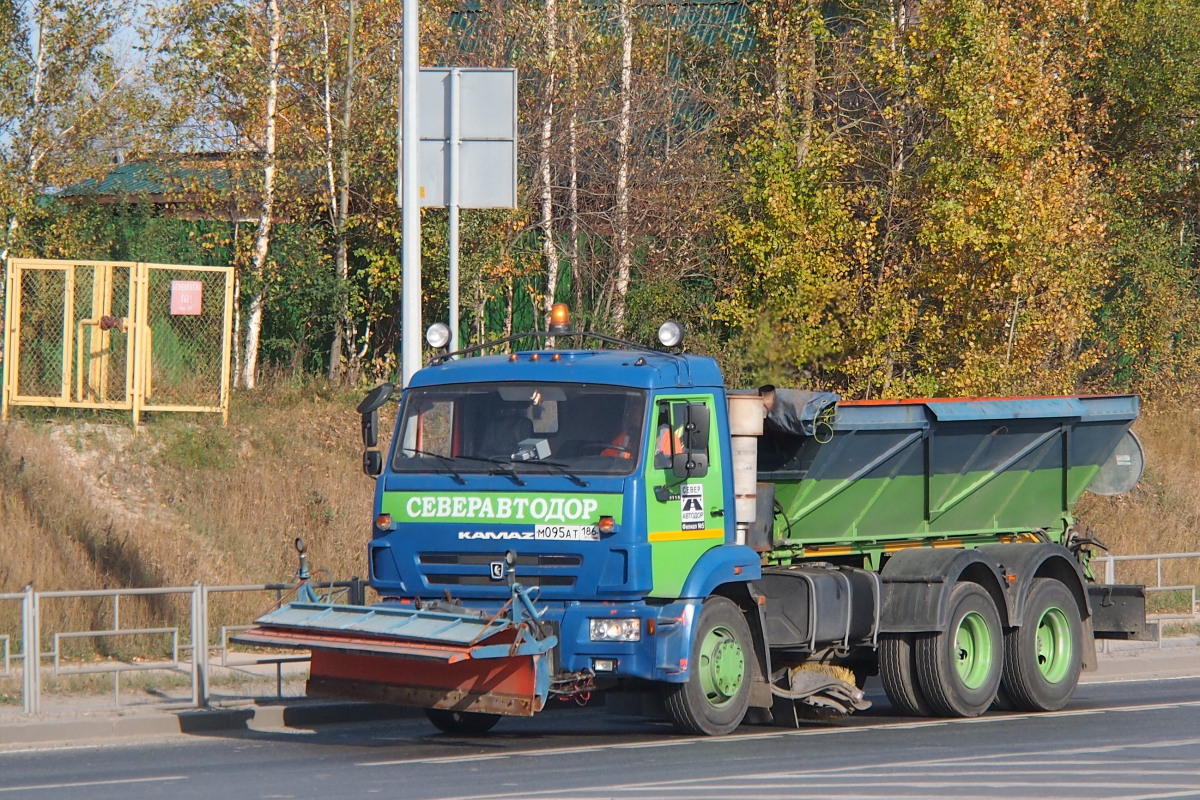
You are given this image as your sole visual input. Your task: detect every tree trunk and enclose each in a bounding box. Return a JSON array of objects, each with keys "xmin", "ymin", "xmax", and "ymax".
[
  {"xmin": 796, "ymin": 1, "xmax": 817, "ymax": 170},
  {"xmin": 568, "ymin": 10, "xmax": 582, "ymax": 316},
  {"xmin": 539, "ymin": 0, "xmax": 559, "ymax": 336},
  {"xmin": 240, "ymin": 0, "xmax": 282, "ymax": 390},
  {"xmin": 611, "ymin": 0, "xmax": 633, "ymax": 336},
  {"xmin": 3, "ymin": 8, "xmax": 48, "ymax": 264},
  {"xmin": 328, "ymin": 0, "xmax": 356, "ymax": 381}
]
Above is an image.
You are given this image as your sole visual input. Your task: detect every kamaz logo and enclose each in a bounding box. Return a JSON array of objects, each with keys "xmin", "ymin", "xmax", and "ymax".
[{"xmin": 457, "ymin": 530, "xmax": 533, "ymax": 540}]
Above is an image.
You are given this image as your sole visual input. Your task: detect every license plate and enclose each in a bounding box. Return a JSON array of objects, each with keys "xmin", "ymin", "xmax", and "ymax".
[{"xmin": 534, "ymin": 524, "xmax": 600, "ymax": 541}]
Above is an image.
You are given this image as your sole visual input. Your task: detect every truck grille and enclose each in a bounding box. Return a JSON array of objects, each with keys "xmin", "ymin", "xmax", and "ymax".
[{"xmin": 418, "ymin": 552, "xmax": 581, "ymax": 588}]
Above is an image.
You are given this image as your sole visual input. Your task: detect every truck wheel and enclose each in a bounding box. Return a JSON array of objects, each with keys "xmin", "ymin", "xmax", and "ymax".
[
  {"xmin": 916, "ymin": 581, "xmax": 1002, "ymax": 717},
  {"xmin": 424, "ymin": 708, "xmax": 502, "ymax": 736},
  {"xmin": 991, "ymin": 683, "xmax": 1015, "ymax": 711},
  {"xmin": 664, "ymin": 597, "xmax": 752, "ymax": 736},
  {"xmin": 879, "ymin": 633, "xmax": 933, "ymax": 716},
  {"xmin": 1001, "ymin": 578, "xmax": 1082, "ymax": 711}
]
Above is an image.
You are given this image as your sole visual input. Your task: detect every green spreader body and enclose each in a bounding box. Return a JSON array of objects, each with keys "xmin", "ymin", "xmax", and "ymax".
[{"xmin": 751, "ymin": 393, "xmax": 1140, "ymax": 567}]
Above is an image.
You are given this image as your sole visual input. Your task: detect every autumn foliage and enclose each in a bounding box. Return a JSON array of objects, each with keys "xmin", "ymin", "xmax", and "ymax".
[{"xmin": 1, "ymin": 0, "xmax": 1198, "ymax": 401}]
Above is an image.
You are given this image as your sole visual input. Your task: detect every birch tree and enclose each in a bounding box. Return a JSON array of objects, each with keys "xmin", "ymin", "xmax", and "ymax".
[
  {"xmin": 239, "ymin": 0, "xmax": 283, "ymax": 389},
  {"xmin": 538, "ymin": 0, "xmax": 559, "ymax": 333},
  {"xmin": 610, "ymin": 0, "xmax": 633, "ymax": 335},
  {"xmin": 324, "ymin": 0, "xmax": 356, "ymax": 380}
]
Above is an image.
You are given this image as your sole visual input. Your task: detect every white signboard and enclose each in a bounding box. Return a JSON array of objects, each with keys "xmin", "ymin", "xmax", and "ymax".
[{"xmin": 410, "ymin": 68, "xmax": 517, "ymax": 209}]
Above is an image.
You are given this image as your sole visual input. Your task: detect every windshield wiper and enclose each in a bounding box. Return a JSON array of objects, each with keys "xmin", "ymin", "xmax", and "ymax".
[
  {"xmin": 481, "ymin": 455, "xmax": 527, "ymax": 486},
  {"xmin": 400, "ymin": 448, "xmax": 467, "ymax": 485},
  {"xmin": 531, "ymin": 460, "xmax": 589, "ymax": 487}
]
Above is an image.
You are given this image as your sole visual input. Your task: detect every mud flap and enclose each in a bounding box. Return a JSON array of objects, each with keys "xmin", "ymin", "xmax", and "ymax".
[{"xmin": 1089, "ymin": 584, "xmax": 1156, "ymax": 641}]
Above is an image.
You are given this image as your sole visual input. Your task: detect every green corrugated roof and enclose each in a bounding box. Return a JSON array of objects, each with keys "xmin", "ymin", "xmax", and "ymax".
[{"xmin": 58, "ymin": 154, "xmax": 236, "ymax": 198}]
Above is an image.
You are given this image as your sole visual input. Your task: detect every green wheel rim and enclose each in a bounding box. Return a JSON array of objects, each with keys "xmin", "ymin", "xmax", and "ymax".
[
  {"xmin": 1035, "ymin": 605, "xmax": 1072, "ymax": 684},
  {"xmin": 953, "ymin": 611, "xmax": 994, "ymax": 690},
  {"xmin": 698, "ymin": 625, "xmax": 746, "ymax": 708}
]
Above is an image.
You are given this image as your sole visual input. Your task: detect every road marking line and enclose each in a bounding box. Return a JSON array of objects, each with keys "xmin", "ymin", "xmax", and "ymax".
[
  {"xmin": 357, "ymin": 698, "xmax": 1200, "ymax": 769},
  {"xmin": 1083, "ymin": 674, "xmax": 1200, "ymax": 686},
  {"xmin": 0, "ymin": 776, "xmax": 187, "ymax": 793},
  {"xmin": 602, "ymin": 782, "xmax": 1200, "ymax": 791}
]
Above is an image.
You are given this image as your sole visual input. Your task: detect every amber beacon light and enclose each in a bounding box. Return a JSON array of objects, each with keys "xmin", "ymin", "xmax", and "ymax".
[{"xmin": 549, "ymin": 303, "xmax": 573, "ymax": 334}]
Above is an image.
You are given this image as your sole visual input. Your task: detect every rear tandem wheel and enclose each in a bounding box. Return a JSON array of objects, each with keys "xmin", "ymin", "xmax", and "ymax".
[
  {"xmin": 879, "ymin": 633, "xmax": 933, "ymax": 717},
  {"xmin": 1001, "ymin": 577, "xmax": 1082, "ymax": 711},
  {"xmin": 916, "ymin": 581, "xmax": 1003, "ymax": 717}
]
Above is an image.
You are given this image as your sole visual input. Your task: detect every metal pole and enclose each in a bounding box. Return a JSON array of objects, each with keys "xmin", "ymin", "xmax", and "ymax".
[
  {"xmin": 21, "ymin": 586, "xmax": 33, "ymax": 714},
  {"xmin": 399, "ymin": 0, "xmax": 422, "ymax": 387},
  {"xmin": 448, "ymin": 68, "xmax": 461, "ymax": 354},
  {"xmin": 1102, "ymin": 556, "xmax": 1115, "ymax": 656},
  {"xmin": 201, "ymin": 584, "xmax": 210, "ymax": 705},
  {"xmin": 2, "ymin": 259, "xmax": 16, "ymax": 423},
  {"xmin": 22, "ymin": 586, "xmax": 40, "ymax": 715},
  {"xmin": 113, "ymin": 593, "xmax": 121, "ymax": 706},
  {"xmin": 192, "ymin": 582, "xmax": 210, "ymax": 708}
]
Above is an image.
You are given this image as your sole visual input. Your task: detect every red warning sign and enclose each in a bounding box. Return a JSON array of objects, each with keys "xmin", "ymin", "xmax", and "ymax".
[{"xmin": 170, "ymin": 280, "xmax": 203, "ymax": 315}]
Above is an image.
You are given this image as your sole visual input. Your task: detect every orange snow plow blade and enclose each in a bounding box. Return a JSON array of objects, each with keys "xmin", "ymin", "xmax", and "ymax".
[
  {"xmin": 307, "ymin": 649, "xmax": 544, "ymax": 716},
  {"xmin": 233, "ymin": 600, "xmax": 555, "ymax": 717}
]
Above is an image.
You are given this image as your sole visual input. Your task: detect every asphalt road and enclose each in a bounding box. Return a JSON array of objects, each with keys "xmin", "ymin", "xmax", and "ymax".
[{"xmin": 3, "ymin": 676, "xmax": 1199, "ymax": 800}]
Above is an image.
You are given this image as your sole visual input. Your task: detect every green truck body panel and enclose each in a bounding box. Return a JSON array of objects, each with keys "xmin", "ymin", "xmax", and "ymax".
[{"xmin": 756, "ymin": 394, "xmax": 1139, "ymax": 563}]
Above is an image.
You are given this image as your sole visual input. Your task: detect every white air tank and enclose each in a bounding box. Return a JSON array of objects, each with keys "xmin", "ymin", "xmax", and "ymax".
[{"xmin": 727, "ymin": 391, "xmax": 767, "ymax": 546}]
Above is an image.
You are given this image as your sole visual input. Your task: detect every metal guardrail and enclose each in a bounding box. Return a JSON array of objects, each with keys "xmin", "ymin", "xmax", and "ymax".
[
  {"xmin": 1094, "ymin": 551, "xmax": 1200, "ymax": 645},
  {"xmin": 0, "ymin": 578, "xmax": 368, "ymax": 715},
  {"xmin": 2, "ymin": 557, "xmax": 1197, "ymax": 717}
]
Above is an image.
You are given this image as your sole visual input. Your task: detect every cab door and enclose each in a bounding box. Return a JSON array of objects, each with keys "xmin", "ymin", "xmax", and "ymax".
[{"xmin": 642, "ymin": 393, "xmax": 728, "ymax": 598}]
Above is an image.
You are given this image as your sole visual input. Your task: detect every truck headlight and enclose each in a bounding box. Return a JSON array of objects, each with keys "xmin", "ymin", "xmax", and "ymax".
[{"xmin": 590, "ymin": 618, "xmax": 641, "ymax": 642}]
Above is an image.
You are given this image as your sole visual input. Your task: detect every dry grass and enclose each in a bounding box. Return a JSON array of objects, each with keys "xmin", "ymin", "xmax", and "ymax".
[
  {"xmin": 1075, "ymin": 404, "xmax": 1200, "ymax": 588},
  {"xmin": 0, "ymin": 378, "xmax": 384, "ymax": 642}
]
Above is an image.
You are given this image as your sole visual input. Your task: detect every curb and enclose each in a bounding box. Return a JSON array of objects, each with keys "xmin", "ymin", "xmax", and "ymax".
[{"xmin": 0, "ymin": 700, "xmax": 419, "ymax": 748}]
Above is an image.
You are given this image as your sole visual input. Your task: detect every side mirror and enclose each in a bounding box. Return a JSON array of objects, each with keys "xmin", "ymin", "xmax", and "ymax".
[
  {"xmin": 363, "ymin": 449, "xmax": 383, "ymax": 477},
  {"xmin": 683, "ymin": 402, "xmax": 709, "ymax": 450},
  {"xmin": 357, "ymin": 382, "xmax": 394, "ymax": 449},
  {"xmin": 671, "ymin": 402, "xmax": 710, "ymax": 479},
  {"xmin": 362, "ymin": 410, "xmax": 380, "ymax": 449}
]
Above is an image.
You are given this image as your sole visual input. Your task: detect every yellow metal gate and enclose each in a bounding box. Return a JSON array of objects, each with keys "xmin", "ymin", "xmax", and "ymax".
[{"xmin": 2, "ymin": 259, "xmax": 235, "ymax": 425}]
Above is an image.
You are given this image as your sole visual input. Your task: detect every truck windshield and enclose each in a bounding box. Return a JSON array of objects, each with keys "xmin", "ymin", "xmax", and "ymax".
[{"xmin": 392, "ymin": 382, "xmax": 647, "ymax": 476}]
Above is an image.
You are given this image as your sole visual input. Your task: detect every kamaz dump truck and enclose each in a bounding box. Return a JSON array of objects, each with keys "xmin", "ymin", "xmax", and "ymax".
[{"xmin": 238, "ymin": 306, "xmax": 1150, "ymax": 736}]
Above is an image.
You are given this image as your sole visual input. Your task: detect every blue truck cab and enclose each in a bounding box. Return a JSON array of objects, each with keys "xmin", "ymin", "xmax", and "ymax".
[{"xmin": 366, "ymin": 346, "xmax": 762, "ymax": 690}]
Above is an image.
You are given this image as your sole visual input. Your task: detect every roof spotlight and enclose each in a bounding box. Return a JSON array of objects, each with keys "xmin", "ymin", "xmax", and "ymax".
[
  {"xmin": 425, "ymin": 322, "xmax": 451, "ymax": 350},
  {"xmin": 657, "ymin": 320, "xmax": 684, "ymax": 348}
]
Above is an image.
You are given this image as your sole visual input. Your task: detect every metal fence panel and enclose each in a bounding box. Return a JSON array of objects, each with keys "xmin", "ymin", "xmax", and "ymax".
[
  {"xmin": 2, "ymin": 258, "xmax": 233, "ymax": 425},
  {"xmin": 139, "ymin": 264, "xmax": 235, "ymax": 418},
  {"xmin": 3, "ymin": 260, "xmax": 137, "ymax": 409}
]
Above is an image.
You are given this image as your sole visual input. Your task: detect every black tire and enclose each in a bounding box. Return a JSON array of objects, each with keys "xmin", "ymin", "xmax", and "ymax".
[
  {"xmin": 991, "ymin": 682, "xmax": 1016, "ymax": 711},
  {"xmin": 664, "ymin": 597, "xmax": 753, "ymax": 736},
  {"xmin": 1001, "ymin": 578, "xmax": 1082, "ymax": 712},
  {"xmin": 916, "ymin": 582, "xmax": 1003, "ymax": 718},
  {"xmin": 879, "ymin": 633, "xmax": 933, "ymax": 717},
  {"xmin": 424, "ymin": 708, "xmax": 502, "ymax": 736}
]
